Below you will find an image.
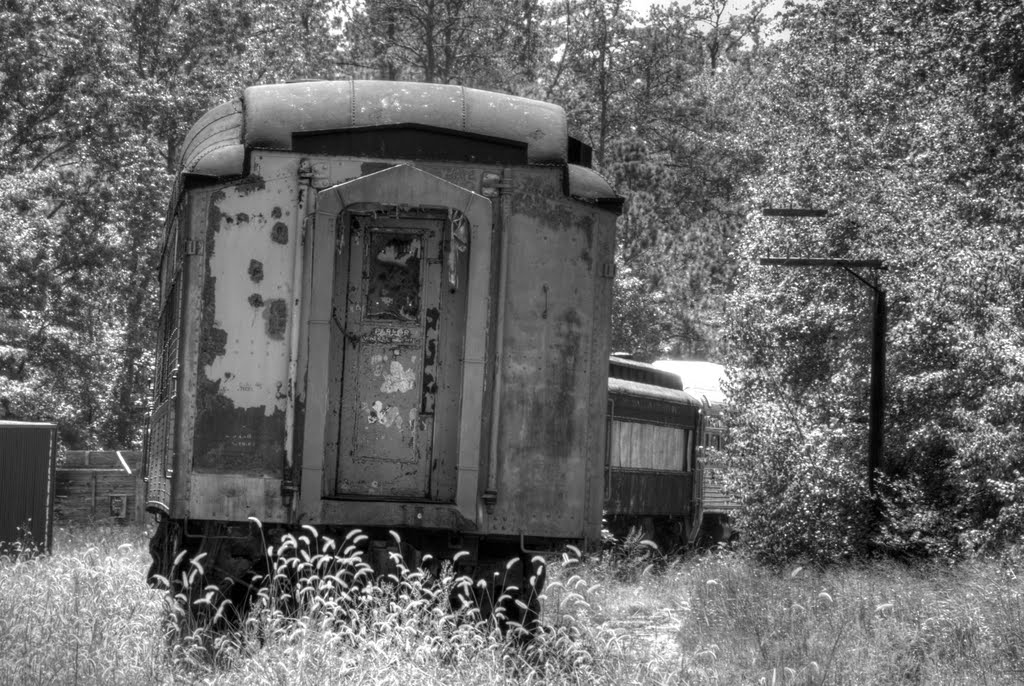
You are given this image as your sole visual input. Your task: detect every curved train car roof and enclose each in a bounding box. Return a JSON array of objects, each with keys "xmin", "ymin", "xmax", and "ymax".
[
  {"xmin": 181, "ymin": 80, "xmax": 565, "ymax": 173},
  {"xmin": 608, "ymin": 356, "xmax": 699, "ymax": 408},
  {"xmin": 174, "ymin": 80, "xmax": 620, "ymax": 208},
  {"xmin": 609, "ymin": 355, "xmax": 684, "ymax": 390},
  {"xmin": 607, "ymin": 360, "xmax": 701, "ymax": 427},
  {"xmin": 652, "ymin": 359, "xmax": 727, "ymax": 410},
  {"xmin": 607, "ymin": 376, "xmax": 699, "ymax": 405}
]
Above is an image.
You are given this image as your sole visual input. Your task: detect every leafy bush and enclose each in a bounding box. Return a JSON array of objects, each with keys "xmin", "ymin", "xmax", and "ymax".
[{"xmin": 724, "ymin": 0, "xmax": 1024, "ymax": 563}]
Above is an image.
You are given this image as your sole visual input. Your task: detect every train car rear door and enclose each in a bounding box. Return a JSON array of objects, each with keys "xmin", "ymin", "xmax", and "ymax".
[
  {"xmin": 300, "ymin": 164, "xmax": 491, "ymax": 521},
  {"xmin": 335, "ymin": 214, "xmax": 443, "ymax": 499}
]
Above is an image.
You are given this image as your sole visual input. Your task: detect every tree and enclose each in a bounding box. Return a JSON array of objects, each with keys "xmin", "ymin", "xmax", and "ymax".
[
  {"xmin": 588, "ymin": 1, "xmax": 766, "ymax": 359},
  {"xmin": 724, "ymin": 0, "xmax": 1024, "ymax": 561},
  {"xmin": 338, "ymin": 0, "xmax": 548, "ymax": 90},
  {"xmin": 0, "ymin": 0, "xmax": 342, "ymax": 448}
]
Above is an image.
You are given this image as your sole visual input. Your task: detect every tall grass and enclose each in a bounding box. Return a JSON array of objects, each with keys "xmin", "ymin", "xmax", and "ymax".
[
  {"xmin": 2, "ymin": 524, "xmax": 1023, "ymax": 685},
  {"xmin": 681, "ymin": 550, "xmax": 1024, "ymax": 684},
  {"xmin": 0, "ymin": 524, "xmax": 167, "ymax": 685}
]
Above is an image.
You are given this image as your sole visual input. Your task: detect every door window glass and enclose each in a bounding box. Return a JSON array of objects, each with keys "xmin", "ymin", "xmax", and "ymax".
[{"xmin": 365, "ymin": 233, "xmax": 422, "ymax": 321}]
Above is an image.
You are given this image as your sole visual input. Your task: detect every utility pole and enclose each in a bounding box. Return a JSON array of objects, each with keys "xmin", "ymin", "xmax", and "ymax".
[
  {"xmin": 759, "ymin": 258, "xmax": 887, "ymax": 494},
  {"xmin": 757, "ymin": 207, "xmax": 887, "ymax": 496}
]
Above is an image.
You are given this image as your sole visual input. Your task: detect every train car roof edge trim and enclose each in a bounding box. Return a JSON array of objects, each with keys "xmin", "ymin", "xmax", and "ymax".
[{"xmin": 178, "ymin": 80, "xmax": 574, "ymax": 174}]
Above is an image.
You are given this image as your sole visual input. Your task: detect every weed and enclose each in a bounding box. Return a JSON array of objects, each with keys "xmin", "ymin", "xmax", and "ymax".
[{"xmin": 3, "ymin": 523, "xmax": 1023, "ymax": 685}]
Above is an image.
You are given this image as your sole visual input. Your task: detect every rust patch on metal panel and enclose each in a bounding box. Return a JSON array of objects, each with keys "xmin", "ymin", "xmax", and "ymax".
[
  {"xmin": 421, "ymin": 307, "xmax": 439, "ymax": 414},
  {"xmin": 514, "ymin": 175, "xmax": 578, "ymax": 226},
  {"xmin": 518, "ymin": 309, "xmax": 585, "ymax": 459},
  {"xmin": 552, "ymin": 310, "xmax": 585, "ymax": 450},
  {"xmin": 200, "ymin": 274, "xmax": 228, "ymax": 362},
  {"xmin": 248, "ymin": 259, "xmax": 264, "ymax": 282},
  {"xmin": 514, "ymin": 175, "xmax": 599, "ymax": 270},
  {"xmin": 263, "ymin": 298, "xmax": 288, "ymax": 339},
  {"xmin": 271, "ymin": 222, "xmax": 289, "ymax": 244},
  {"xmin": 193, "ymin": 183, "xmax": 292, "ymax": 478},
  {"xmin": 200, "ymin": 191, "xmax": 229, "ymax": 366},
  {"xmin": 578, "ymin": 217, "xmax": 595, "ymax": 265},
  {"xmin": 236, "ymin": 175, "xmax": 267, "ymax": 196},
  {"xmin": 196, "ymin": 301, "xmax": 284, "ymax": 474},
  {"xmin": 194, "ymin": 385, "xmax": 287, "ymax": 475}
]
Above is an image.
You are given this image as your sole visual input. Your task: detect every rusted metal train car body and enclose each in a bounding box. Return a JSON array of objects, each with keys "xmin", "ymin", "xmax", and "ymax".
[
  {"xmin": 604, "ymin": 357, "xmax": 705, "ymax": 548},
  {"xmin": 144, "ymin": 81, "xmax": 621, "ymax": 596}
]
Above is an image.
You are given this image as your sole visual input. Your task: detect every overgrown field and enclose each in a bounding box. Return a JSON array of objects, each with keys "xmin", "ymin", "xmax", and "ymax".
[{"xmin": 2, "ymin": 525, "xmax": 1023, "ymax": 685}]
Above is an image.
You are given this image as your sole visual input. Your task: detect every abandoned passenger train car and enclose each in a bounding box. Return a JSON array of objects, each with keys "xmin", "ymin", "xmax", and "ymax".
[
  {"xmin": 143, "ymin": 80, "xmax": 623, "ymax": 601},
  {"xmin": 604, "ymin": 357, "xmax": 705, "ymax": 550}
]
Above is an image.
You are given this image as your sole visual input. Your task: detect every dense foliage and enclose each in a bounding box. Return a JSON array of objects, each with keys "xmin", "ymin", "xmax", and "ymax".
[
  {"xmin": 0, "ymin": 0, "xmax": 342, "ymax": 448},
  {"xmin": 725, "ymin": 0, "xmax": 1024, "ymax": 562},
  {"xmin": 0, "ymin": 0, "xmax": 758, "ymax": 440},
  {"xmin": 1, "ymin": 0, "xmax": 1021, "ymax": 561}
]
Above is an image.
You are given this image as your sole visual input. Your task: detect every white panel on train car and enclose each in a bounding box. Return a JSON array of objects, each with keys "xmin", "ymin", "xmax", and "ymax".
[{"xmin": 653, "ymin": 360, "xmax": 726, "ymax": 404}]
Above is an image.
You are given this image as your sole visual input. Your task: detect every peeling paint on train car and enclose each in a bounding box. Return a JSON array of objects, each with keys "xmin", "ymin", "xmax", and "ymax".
[
  {"xmin": 193, "ymin": 172, "xmax": 300, "ymax": 476},
  {"xmin": 335, "ymin": 212, "xmax": 442, "ymax": 499}
]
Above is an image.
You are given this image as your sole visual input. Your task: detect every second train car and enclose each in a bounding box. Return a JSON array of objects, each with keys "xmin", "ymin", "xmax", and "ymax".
[
  {"xmin": 605, "ymin": 356, "xmax": 736, "ymax": 550},
  {"xmin": 604, "ymin": 356, "xmax": 704, "ymax": 550}
]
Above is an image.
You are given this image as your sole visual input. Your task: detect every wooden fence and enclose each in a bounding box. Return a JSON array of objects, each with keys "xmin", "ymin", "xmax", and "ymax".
[{"xmin": 54, "ymin": 451, "xmax": 146, "ymax": 524}]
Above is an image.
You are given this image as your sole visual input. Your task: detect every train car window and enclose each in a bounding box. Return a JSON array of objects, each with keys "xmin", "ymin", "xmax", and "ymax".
[
  {"xmin": 687, "ymin": 429, "xmax": 695, "ymax": 471},
  {"xmin": 292, "ymin": 125, "xmax": 529, "ymax": 165},
  {"xmin": 365, "ymin": 233, "xmax": 422, "ymax": 321}
]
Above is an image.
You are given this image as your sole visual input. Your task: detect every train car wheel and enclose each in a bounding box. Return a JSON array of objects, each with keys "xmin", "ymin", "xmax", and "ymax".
[{"xmin": 153, "ymin": 520, "xmax": 268, "ymax": 637}]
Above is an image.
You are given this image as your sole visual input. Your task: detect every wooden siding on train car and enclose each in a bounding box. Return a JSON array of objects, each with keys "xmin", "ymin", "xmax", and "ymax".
[
  {"xmin": 604, "ymin": 382, "xmax": 700, "ymax": 518},
  {"xmin": 0, "ymin": 421, "xmax": 57, "ymax": 553},
  {"xmin": 606, "ymin": 470, "xmax": 695, "ymax": 518},
  {"xmin": 605, "ymin": 416, "xmax": 697, "ymax": 517}
]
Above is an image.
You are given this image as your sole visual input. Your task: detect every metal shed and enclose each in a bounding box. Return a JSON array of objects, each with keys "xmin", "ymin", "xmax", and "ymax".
[{"xmin": 0, "ymin": 421, "xmax": 57, "ymax": 554}]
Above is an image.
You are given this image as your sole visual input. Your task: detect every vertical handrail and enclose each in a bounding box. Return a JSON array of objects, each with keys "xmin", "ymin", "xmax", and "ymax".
[
  {"xmin": 604, "ymin": 397, "xmax": 614, "ymax": 501},
  {"xmin": 483, "ymin": 169, "xmax": 512, "ymax": 513}
]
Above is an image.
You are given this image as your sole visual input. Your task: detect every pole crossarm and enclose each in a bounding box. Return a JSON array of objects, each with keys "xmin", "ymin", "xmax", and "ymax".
[
  {"xmin": 761, "ymin": 208, "xmax": 829, "ymax": 218},
  {"xmin": 758, "ymin": 258, "xmax": 886, "ymax": 291},
  {"xmin": 758, "ymin": 255, "xmax": 888, "ymax": 497}
]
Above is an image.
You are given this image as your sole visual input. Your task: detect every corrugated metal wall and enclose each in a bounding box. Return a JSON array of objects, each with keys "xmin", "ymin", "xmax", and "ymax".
[{"xmin": 0, "ymin": 421, "xmax": 57, "ymax": 553}]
